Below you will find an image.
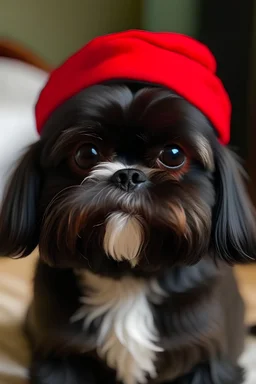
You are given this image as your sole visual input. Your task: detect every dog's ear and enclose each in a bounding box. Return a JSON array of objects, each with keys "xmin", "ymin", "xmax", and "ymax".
[
  {"xmin": 0, "ymin": 142, "xmax": 41, "ymax": 257},
  {"xmin": 212, "ymin": 146, "xmax": 256, "ymax": 263}
]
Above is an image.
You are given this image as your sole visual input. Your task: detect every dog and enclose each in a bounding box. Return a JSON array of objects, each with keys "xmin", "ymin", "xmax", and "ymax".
[{"xmin": 0, "ymin": 31, "xmax": 256, "ymax": 384}]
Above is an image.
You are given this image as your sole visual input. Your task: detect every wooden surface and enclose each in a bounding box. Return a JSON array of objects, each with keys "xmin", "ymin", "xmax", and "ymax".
[{"xmin": 0, "ymin": 39, "xmax": 52, "ymax": 72}]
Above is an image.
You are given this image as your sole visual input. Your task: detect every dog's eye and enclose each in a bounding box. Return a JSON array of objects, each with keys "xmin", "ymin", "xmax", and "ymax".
[
  {"xmin": 158, "ymin": 145, "xmax": 186, "ymax": 169},
  {"xmin": 74, "ymin": 144, "xmax": 100, "ymax": 170}
]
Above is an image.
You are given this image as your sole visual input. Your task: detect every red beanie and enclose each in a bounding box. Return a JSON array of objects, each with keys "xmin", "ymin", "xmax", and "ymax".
[{"xmin": 35, "ymin": 30, "xmax": 231, "ymax": 144}]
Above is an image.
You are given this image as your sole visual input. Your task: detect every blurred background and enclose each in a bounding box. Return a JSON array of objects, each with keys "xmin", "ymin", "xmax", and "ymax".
[
  {"xmin": 0, "ymin": 1, "xmax": 256, "ymax": 383},
  {"xmin": 1, "ymin": 0, "xmax": 255, "ymax": 161}
]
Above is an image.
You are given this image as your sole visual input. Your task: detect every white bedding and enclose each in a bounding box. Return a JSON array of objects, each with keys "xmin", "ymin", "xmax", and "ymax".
[{"xmin": 0, "ymin": 58, "xmax": 48, "ymax": 200}]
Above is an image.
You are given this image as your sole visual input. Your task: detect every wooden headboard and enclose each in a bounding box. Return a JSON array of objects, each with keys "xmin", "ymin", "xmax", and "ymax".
[{"xmin": 0, "ymin": 39, "xmax": 52, "ymax": 72}]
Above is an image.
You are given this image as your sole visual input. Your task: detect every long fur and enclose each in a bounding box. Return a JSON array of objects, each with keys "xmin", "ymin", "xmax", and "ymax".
[
  {"xmin": 103, "ymin": 212, "xmax": 144, "ymax": 264},
  {"xmin": 0, "ymin": 84, "xmax": 255, "ymax": 384},
  {"xmin": 72, "ymin": 270, "xmax": 164, "ymax": 384}
]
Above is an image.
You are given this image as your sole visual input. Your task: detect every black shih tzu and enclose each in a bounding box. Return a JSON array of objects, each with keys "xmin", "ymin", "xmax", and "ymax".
[{"xmin": 0, "ymin": 30, "xmax": 256, "ymax": 384}]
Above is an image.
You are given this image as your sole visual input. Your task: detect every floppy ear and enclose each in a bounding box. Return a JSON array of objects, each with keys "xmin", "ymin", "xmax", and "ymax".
[
  {"xmin": 212, "ymin": 146, "xmax": 256, "ymax": 263},
  {"xmin": 0, "ymin": 142, "xmax": 41, "ymax": 257}
]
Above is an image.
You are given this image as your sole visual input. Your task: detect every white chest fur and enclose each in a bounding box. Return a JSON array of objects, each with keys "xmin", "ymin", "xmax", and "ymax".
[{"xmin": 72, "ymin": 271, "xmax": 165, "ymax": 384}]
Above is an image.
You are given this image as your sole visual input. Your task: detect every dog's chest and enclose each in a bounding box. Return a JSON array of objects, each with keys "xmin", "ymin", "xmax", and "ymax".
[{"xmin": 72, "ymin": 271, "xmax": 165, "ymax": 384}]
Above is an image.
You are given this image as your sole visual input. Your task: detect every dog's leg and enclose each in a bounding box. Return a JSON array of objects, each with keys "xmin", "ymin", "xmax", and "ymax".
[
  {"xmin": 162, "ymin": 360, "xmax": 244, "ymax": 384},
  {"xmin": 30, "ymin": 353, "xmax": 116, "ymax": 384}
]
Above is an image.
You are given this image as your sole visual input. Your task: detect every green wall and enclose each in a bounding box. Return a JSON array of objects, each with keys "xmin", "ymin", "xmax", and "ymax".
[
  {"xmin": 0, "ymin": 0, "xmax": 140, "ymax": 66},
  {"xmin": 0, "ymin": 0, "xmax": 201, "ymax": 65},
  {"xmin": 142, "ymin": 0, "xmax": 201, "ymax": 36}
]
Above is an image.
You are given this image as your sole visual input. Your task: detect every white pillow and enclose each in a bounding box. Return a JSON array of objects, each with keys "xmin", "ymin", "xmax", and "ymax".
[{"xmin": 0, "ymin": 58, "xmax": 48, "ymax": 201}]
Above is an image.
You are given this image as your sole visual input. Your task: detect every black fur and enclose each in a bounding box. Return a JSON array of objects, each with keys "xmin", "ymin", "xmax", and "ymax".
[
  {"xmin": 0, "ymin": 84, "xmax": 255, "ymax": 384},
  {"xmin": 0, "ymin": 141, "xmax": 42, "ymax": 256}
]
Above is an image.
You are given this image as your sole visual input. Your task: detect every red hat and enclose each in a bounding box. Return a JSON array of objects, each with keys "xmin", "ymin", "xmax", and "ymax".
[{"xmin": 35, "ymin": 30, "xmax": 231, "ymax": 144}]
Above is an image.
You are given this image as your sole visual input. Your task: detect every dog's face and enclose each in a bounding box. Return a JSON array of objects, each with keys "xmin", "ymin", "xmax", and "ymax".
[{"xmin": 0, "ymin": 84, "xmax": 256, "ymax": 276}]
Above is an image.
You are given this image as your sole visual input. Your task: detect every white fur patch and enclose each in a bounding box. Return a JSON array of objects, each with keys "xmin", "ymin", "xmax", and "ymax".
[
  {"xmin": 85, "ymin": 161, "xmax": 133, "ymax": 182},
  {"xmin": 72, "ymin": 271, "xmax": 164, "ymax": 384},
  {"xmin": 104, "ymin": 212, "xmax": 144, "ymax": 266}
]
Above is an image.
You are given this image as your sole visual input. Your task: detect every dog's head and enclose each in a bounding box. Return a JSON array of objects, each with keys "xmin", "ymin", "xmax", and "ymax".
[{"xmin": 0, "ymin": 84, "xmax": 255, "ymax": 276}]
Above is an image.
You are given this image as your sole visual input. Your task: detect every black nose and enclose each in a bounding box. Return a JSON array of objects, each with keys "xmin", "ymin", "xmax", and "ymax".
[{"xmin": 111, "ymin": 169, "xmax": 147, "ymax": 191}]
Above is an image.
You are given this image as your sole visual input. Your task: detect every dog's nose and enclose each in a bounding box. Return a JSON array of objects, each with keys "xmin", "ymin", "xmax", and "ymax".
[{"xmin": 111, "ymin": 169, "xmax": 147, "ymax": 191}]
